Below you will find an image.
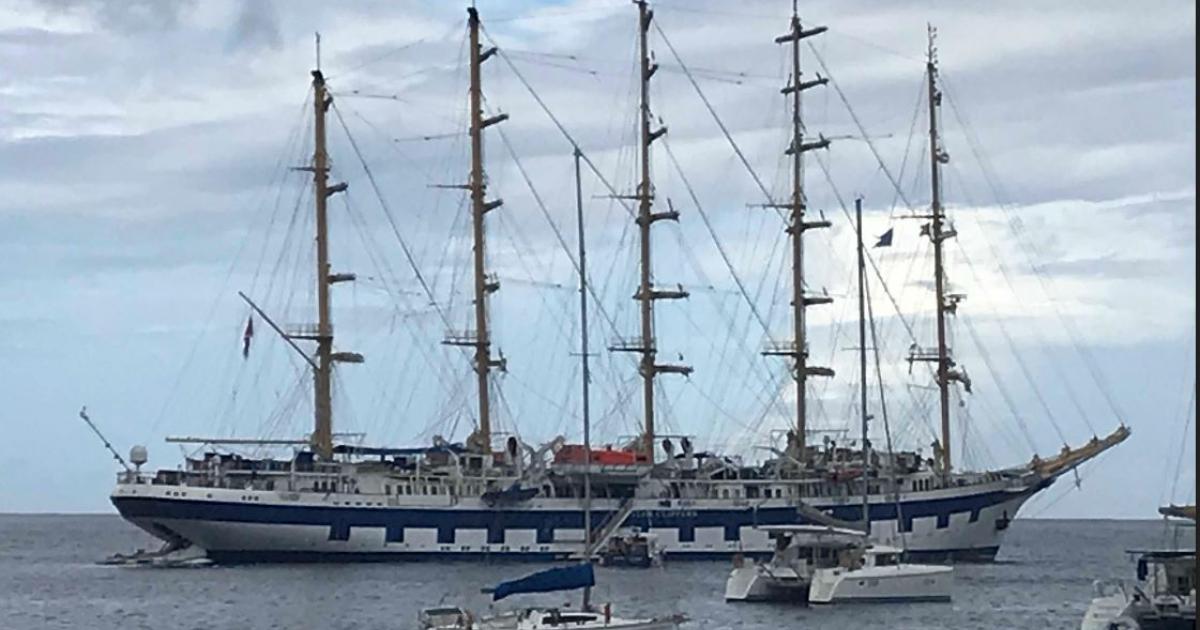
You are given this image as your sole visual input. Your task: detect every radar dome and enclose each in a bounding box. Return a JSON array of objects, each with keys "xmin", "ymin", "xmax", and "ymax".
[{"xmin": 129, "ymin": 445, "xmax": 148, "ymax": 467}]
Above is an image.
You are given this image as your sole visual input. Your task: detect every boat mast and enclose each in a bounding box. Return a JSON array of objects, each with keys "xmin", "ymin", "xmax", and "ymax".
[
  {"xmin": 614, "ymin": 0, "xmax": 690, "ymax": 461},
  {"xmin": 445, "ymin": 7, "xmax": 507, "ymax": 455},
  {"xmin": 575, "ymin": 147, "xmax": 594, "ymax": 611},
  {"xmin": 856, "ymin": 197, "xmax": 870, "ymax": 534},
  {"xmin": 767, "ymin": 1, "xmax": 831, "ymax": 466},
  {"xmin": 910, "ymin": 25, "xmax": 966, "ymax": 478},
  {"xmin": 308, "ymin": 56, "xmax": 355, "ymax": 460}
]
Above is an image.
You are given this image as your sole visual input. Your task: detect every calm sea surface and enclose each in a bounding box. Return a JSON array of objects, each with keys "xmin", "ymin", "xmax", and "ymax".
[{"xmin": 0, "ymin": 515, "xmax": 1190, "ymax": 629}]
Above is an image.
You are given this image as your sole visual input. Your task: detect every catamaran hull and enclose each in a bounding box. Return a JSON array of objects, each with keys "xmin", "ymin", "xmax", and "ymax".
[{"xmin": 111, "ymin": 479, "xmax": 1041, "ymax": 563}]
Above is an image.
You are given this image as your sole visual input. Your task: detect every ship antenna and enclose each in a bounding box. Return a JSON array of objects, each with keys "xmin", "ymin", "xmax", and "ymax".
[
  {"xmin": 443, "ymin": 6, "xmax": 508, "ymax": 458},
  {"xmin": 611, "ymin": 1, "xmax": 691, "ymax": 462},
  {"xmin": 766, "ymin": 7, "xmax": 832, "ymax": 468}
]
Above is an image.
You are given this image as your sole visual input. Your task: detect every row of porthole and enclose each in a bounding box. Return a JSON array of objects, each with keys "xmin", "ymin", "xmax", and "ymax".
[{"xmin": 331, "ymin": 501, "xmax": 387, "ymax": 507}]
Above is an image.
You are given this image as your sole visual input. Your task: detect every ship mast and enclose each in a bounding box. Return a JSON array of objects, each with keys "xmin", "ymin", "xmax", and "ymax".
[
  {"xmin": 856, "ymin": 197, "xmax": 871, "ymax": 534},
  {"xmin": 445, "ymin": 7, "xmax": 507, "ymax": 455},
  {"xmin": 307, "ymin": 59, "xmax": 356, "ymax": 461},
  {"xmin": 613, "ymin": 0, "xmax": 690, "ymax": 461},
  {"xmin": 909, "ymin": 25, "xmax": 968, "ymax": 477},
  {"xmin": 766, "ymin": 2, "xmax": 832, "ymax": 466},
  {"xmin": 575, "ymin": 147, "xmax": 594, "ymax": 611}
]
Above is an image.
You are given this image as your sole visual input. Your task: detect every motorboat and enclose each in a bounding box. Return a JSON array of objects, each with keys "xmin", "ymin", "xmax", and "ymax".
[
  {"xmin": 419, "ymin": 564, "xmax": 686, "ymax": 630},
  {"xmin": 597, "ymin": 532, "xmax": 665, "ymax": 568},
  {"xmin": 724, "ymin": 524, "xmax": 863, "ymax": 602},
  {"xmin": 807, "ymin": 544, "xmax": 953, "ymax": 603},
  {"xmin": 97, "ymin": 540, "xmax": 212, "ymax": 568}
]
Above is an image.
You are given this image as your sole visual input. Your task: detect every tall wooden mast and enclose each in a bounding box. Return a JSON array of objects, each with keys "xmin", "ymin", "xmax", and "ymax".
[
  {"xmin": 308, "ymin": 65, "xmax": 356, "ymax": 460},
  {"xmin": 765, "ymin": 3, "xmax": 832, "ymax": 465},
  {"xmin": 445, "ymin": 7, "xmax": 507, "ymax": 454},
  {"xmin": 616, "ymin": 0, "xmax": 691, "ymax": 461},
  {"xmin": 910, "ymin": 26, "xmax": 968, "ymax": 476}
]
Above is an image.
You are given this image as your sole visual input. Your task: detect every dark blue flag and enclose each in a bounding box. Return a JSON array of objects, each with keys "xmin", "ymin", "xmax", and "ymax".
[{"xmin": 874, "ymin": 228, "xmax": 894, "ymax": 248}]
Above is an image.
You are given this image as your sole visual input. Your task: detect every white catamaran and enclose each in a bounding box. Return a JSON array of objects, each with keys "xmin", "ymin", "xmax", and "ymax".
[{"xmin": 108, "ymin": 4, "xmax": 1128, "ymax": 565}]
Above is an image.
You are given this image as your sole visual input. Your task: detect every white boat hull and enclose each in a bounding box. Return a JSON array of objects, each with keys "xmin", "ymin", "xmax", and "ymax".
[
  {"xmin": 724, "ymin": 564, "xmax": 809, "ymax": 602},
  {"xmin": 808, "ymin": 564, "xmax": 953, "ymax": 603}
]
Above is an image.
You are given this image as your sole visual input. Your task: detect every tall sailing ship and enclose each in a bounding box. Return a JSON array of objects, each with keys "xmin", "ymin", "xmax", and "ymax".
[{"xmin": 109, "ymin": 4, "xmax": 1128, "ymax": 563}]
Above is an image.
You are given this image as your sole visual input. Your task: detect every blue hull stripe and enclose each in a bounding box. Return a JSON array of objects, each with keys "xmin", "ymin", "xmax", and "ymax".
[{"xmin": 202, "ymin": 547, "xmax": 999, "ymax": 564}]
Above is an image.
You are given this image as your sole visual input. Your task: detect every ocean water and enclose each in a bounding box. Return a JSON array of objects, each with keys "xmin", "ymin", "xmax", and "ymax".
[{"xmin": 0, "ymin": 515, "xmax": 1189, "ymax": 629}]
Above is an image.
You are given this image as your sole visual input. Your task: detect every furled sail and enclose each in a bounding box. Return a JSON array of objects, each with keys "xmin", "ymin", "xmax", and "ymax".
[{"xmin": 490, "ymin": 563, "xmax": 595, "ymax": 601}]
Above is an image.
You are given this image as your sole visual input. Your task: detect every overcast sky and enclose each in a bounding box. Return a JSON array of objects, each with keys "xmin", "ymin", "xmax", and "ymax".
[{"xmin": 0, "ymin": 0, "xmax": 1194, "ymax": 517}]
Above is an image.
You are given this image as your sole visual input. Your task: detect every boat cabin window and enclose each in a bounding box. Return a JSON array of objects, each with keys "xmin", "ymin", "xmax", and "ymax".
[{"xmin": 874, "ymin": 552, "xmax": 898, "ymax": 566}]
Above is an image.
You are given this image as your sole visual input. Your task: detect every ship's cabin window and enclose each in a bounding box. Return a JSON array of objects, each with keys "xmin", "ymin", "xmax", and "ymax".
[{"xmin": 404, "ymin": 485, "xmax": 412, "ymax": 495}]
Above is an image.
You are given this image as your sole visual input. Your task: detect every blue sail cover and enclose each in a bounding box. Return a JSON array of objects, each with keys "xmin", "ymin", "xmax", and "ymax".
[{"xmin": 491, "ymin": 563, "xmax": 595, "ymax": 601}]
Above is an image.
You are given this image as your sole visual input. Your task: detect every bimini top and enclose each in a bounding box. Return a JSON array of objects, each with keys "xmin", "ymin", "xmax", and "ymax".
[{"xmin": 490, "ymin": 563, "xmax": 595, "ymax": 601}]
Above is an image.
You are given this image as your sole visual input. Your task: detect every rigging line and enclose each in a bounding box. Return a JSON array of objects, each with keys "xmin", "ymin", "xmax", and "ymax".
[
  {"xmin": 660, "ymin": 138, "xmax": 777, "ymax": 344},
  {"xmin": 958, "ymin": 312, "xmax": 1039, "ymax": 452},
  {"xmin": 328, "ymin": 35, "xmax": 429, "ymax": 81},
  {"xmin": 866, "ymin": 267, "xmax": 907, "ymax": 550},
  {"xmin": 150, "ymin": 92, "xmax": 311, "ymax": 434},
  {"xmin": 945, "ymin": 170, "xmax": 1097, "ymax": 438},
  {"xmin": 887, "ymin": 77, "xmax": 928, "ymax": 220},
  {"xmin": 1168, "ymin": 381, "xmax": 1196, "ymax": 503},
  {"xmin": 329, "ymin": 102, "xmax": 452, "ymax": 333},
  {"xmin": 651, "ymin": 19, "xmax": 779, "ymax": 217},
  {"xmin": 806, "ymin": 42, "xmax": 917, "ymax": 212},
  {"xmin": 810, "ymin": 153, "xmax": 923, "ymax": 351},
  {"xmin": 940, "ymin": 81, "xmax": 1128, "ymax": 425},
  {"xmin": 336, "ymin": 190, "xmax": 462, "ymax": 388},
  {"xmin": 480, "ymin": 26, "xmax": 638, "ymax": 221},
  {"xmin": 491, "ymin": 124, "xmax": 625, "ymax": 343}
]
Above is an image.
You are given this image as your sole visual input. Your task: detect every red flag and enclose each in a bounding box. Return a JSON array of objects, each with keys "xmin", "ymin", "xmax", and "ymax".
[{"xmin": 242, "ymin": 315, "xmax": 254, "ymax": 359}]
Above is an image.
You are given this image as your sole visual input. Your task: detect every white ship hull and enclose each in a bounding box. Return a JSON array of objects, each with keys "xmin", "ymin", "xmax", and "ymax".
[{"xmin": 112, "ymin": 476, "xmax": 1040, "ymax": 563}]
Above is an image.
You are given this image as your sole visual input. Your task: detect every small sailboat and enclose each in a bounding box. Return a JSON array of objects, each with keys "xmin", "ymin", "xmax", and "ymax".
[
  {"xmin": 416, "ymin": 564, "xmax": 686, "ymax": 630},
  {"xmin": 804, "ymin": 191, "xmax": 954, "ymax": 606}
]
